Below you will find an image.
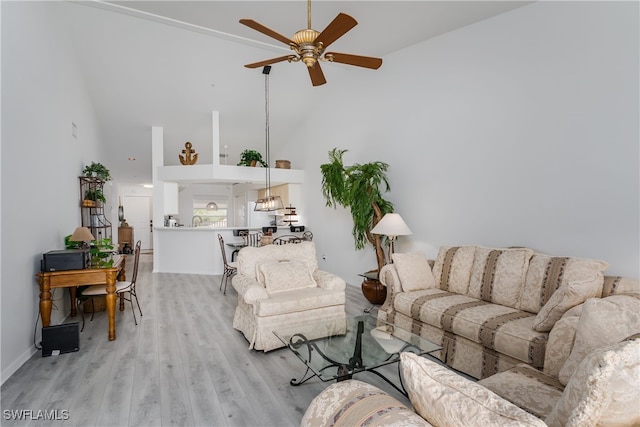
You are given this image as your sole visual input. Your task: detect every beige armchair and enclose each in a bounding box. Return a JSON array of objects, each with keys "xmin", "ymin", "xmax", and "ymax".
[{"xmin": 232, "ymin": 241, "xmax": 346, "ymax": 351}]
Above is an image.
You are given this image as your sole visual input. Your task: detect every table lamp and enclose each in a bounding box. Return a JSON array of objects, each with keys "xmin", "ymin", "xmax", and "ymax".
[
  {"xmin": 70, "ymin": 226, "xmax": 95, "ymax": 248},
  {"xmin": 371, "ymin": 213, "xmax": 412, "ymax": 262}
]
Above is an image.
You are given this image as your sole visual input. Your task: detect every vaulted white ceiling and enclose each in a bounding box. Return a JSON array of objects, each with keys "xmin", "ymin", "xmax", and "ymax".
[{"xmin": 64, "ymin": 1, "xmax": 530, "ymax": 184}]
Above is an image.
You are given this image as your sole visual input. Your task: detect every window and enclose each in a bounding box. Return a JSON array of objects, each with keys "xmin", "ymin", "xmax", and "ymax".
[{"xmin": 192, "ymin": 196, "xmax": 228, "ymax": 227}]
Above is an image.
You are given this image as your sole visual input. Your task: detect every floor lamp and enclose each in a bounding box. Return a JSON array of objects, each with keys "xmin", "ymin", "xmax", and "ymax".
[{"xmin": 371, "ymin": 213, "xmax": 412, "ymax": 263}]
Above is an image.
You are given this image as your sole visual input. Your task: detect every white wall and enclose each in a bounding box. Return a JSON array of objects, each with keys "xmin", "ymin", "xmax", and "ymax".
[
  {"xmin": 284, "ymin": 1, "xmax": 639, "ymax": 285},
  {"xmin": 1, "ymin": 2, "xmax": 105, "ymax": 382}
]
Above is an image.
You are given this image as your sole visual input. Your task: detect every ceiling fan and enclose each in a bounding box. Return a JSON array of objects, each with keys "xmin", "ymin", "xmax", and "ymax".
[{"xmin": 240, "ymin": 0, "xmax": 382, "ymax": 86}]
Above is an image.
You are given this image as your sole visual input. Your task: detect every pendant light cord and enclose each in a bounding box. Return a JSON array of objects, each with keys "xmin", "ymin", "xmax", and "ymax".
[{"xmin": 264, "ymin": 68, "xmax": 271, "ymax": 198}]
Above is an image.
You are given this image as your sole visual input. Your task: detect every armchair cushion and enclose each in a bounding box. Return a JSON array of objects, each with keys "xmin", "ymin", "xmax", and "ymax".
[
  {"xmin": 258, "ymin": 260, "xmax": 317, "ymax": 294},
  {"xmin": 392, "ymin": 252, "xmax": 436, "ymax": 291},
  {"xmin": 400, "ymin": 352, "xmax": 546, "ymax": 427}
]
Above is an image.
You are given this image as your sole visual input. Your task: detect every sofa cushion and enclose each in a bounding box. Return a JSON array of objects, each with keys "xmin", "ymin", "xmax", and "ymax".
[
  {"xmin": 543, "ymin": 304, "xmax": 581, "ymax": 378},
  {"xmin": 400, "ymin": 352, "xmax": 546, "ymax": 427},
  {"xmin": 468, "ymin": 247, "xmax": 534, "ymax": 308},
  {"xmin": 392, "ymin": 252, "xmax": 436, "ymax": 291},
  {"xmin": 301, "ymin": 379, "xmax": 431, "ymax": 427},
  {"xmin": 558, "ymin": 295, "xmax": 640, "ymax": 385},
  {"xmin": 602, "ymin": 275, "xmax": 640, "ymax": 297},
  {"xmin": 478, "ymin": 364, "xmax": 564, "ymax": 420},
  {"xmin": 545, "ymin": 337, "xmax": 640, "ymax": 427},
  {"xmin": 519, "ymin": 254, "xmax": 608, "ymax": 317},
  {"xmin": 395, "ymin": 290, "xmax": 547, "ymax": 368},
  {"xmin": 431, "ymin": 246, "xmax": 476, "ymax": 295}
]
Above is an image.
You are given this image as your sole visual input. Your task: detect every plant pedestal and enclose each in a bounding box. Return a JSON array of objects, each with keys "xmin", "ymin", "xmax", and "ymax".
[{"xmin": 360, "ymin": 271, "xmax": 386, "ymax": 305}]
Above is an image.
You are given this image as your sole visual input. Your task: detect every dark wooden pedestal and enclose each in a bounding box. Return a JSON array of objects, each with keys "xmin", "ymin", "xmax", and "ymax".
[{"xmin": 361, "ymin": 276, "xmax": 386, "ymax": 305}]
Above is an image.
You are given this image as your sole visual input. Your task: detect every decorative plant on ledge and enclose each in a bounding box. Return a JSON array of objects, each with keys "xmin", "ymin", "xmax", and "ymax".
[
  {"xmin": 82, "ymin": 162, "xmax": 111, "ymax": 181},
  {"xmin": 320, "ymin": 148, "xmax": 394, "ymax": 273},
  {"xmin": 237, "ymin": 149, "xmax": 267, "ymax": 167}
]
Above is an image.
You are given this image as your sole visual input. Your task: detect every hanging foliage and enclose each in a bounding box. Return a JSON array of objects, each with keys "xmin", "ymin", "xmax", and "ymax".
[{"xmin": 320, "ymin": 148, "xmax": 394, "ymax": 272}]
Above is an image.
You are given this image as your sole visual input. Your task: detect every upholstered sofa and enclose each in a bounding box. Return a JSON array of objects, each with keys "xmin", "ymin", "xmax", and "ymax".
[
  {"xmin": 302, "ymin": 292, "xmax": 640, "ymax": 426},
  {"xmin": 376, "ymin": 245, "xmax": 636, "ymax": 380},
  {"xmin": 232, "ymin": 241, "xmax": 346, "ymax": 351}
]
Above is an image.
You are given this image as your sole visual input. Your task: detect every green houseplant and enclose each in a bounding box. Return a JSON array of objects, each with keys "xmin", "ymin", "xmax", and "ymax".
[
  {"xmin": 320, "ymin": 148, "xmax": 394, "ymax": 273},
  {"xmin": 82, "ymin": 162, "xmax": 111, "ymax": 181},
  {"xmin": 84, "ymin": 189, "xmax": 106, "ymax": 204},
  {"xmin": 90, "ymin": 238, "xmax": 115, "ymax": 268},
  {"xmin": 237, "ymin": 149, "xmax": 267, "ymax": 167}
]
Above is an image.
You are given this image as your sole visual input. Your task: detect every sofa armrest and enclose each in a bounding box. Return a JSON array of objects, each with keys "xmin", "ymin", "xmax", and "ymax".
[
  {"xmin": 313, "ymin": 269, "xmax": 346, "ymax": 291},
  {"xmin": 301, "ymin": 379, "xmax": 432, "ymax": 427},
  {"xmin": 231, "ymin": 274, "xmax": 269, "ymax": 305},
  {"xmin": 378, "ymin": 264, "xmax": 401, "ymax": 323}
]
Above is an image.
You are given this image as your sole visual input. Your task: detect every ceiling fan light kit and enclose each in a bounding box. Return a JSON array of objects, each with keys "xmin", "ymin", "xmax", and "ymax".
[{"xmin": 241, "ymin": 0, "xmax": 382, "ymax": 86}]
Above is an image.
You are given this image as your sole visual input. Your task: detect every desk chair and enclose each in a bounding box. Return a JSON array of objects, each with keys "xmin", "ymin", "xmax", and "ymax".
[
  {"xmin": 218, "ymin": 234, "xmax": 238, "ymax": 294},
  {"xmin": 81, "ymin": 240, "xmax": 143, "ymax": 326}
]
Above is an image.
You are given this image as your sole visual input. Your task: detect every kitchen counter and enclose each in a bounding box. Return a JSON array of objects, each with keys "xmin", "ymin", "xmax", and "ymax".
[{"xmin": 153, "ymin": 226, "xmax": 308, "ymax": 275}]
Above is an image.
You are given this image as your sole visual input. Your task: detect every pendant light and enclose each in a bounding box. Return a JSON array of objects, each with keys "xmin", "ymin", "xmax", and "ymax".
[{"xmin": 255, "ymin": 65, "xmax": 284, "ymax": 211}]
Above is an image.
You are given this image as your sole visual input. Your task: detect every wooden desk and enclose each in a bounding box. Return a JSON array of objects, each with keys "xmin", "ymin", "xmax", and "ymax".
[{"xmin": 36, "ymin": 256, "xmax": 126, "ymax": 341}]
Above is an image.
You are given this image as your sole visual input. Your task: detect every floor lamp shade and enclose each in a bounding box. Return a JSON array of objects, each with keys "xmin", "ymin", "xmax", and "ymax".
[
  {"xmin": 371, "ymin": 213, "xmax": 412, "ymax": 238},
  {"xmin": 371, "ymin": 213, "xmax": 412, "ymax": 262}
]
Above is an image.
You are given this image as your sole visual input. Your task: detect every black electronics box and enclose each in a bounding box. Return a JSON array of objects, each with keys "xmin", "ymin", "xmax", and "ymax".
[
  {"xmin": 42, "ymin": 249, "xmax": 90, "ymax": 271},
  {"xmin": 42, "ymin": 323, "xmax": 80, "ymax": 357},
  {"xmin": 290, "ymin": 225, "xmax": 305, "ymax": 232},
  {"xmin": 262, "ymin": 226, "xmax": 277, "ymax": 234}
]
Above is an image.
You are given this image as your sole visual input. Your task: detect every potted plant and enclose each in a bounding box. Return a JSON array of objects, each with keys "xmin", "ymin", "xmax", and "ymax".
[
  {"xmin": 90, "ymin": 238, "xmax": 115, "ymax": 268},
  {"xmin": 82, "ymin": 162, "xmax": 111, "ymax": 181},
  {"xmin": 320, "ymin": 148, "xmax": 394, "ymax": 274},
  {"xmin": 237, "ymin": 149, "xmax": 267, "ymax": 167},
  {"xmin": 84, "ymin": 188, "xmax": 106, "ymax": 206}
]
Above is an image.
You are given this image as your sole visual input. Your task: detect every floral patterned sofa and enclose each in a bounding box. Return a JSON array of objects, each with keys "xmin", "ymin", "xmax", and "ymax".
[
  {"xmin": 377, "ymin": 245, "xmax": 629, "ymax": 379},
  {"xmin": 232, "ymin": 241, "xmax": 346, "ymax": 351},
  {"xmin": 302, "ymin": 292, "xmax": 640, "ymax": 426}
]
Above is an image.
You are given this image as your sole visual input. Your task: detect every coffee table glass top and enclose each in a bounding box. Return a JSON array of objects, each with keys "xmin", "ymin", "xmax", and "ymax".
[{"xmin": 273, "ymin": 315, "xmax": 442, "ymax": 384}]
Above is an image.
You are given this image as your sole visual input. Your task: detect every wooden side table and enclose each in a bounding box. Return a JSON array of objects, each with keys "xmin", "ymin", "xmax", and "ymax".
[{"xmin": 359, "ymin": 271, "xmax": 386, "ymax": 305}]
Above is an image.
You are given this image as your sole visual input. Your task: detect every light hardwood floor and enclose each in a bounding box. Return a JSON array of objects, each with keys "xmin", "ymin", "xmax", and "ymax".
[{"xmin": 1, "ymin": 254, "xmax": 410, "ymax": 426}]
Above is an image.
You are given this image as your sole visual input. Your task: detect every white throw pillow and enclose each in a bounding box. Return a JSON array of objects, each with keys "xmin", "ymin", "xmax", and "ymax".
[
  {"xmin": 259, "ymin": 260, "xmax": 317, "ymax": 294},
  {"xmin": 546, "ymin": 337, "xmax": 640, "ymax": 427},
  {"xmin": 558, "ymin": 295, "xmax": 640, "ymax": 385},
  {"xmin": 400, "ymin": 352, "xmax": 546, "ymax": 427},
  {"xmin": 391, "ymin": 252, "xmax": 436, "ymax": 292}
]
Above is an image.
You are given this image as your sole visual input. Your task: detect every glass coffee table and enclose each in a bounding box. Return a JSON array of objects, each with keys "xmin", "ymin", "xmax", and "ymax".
[{"xmin": 273, "ymin": 315, "xmax": 442, "ymax": 396}]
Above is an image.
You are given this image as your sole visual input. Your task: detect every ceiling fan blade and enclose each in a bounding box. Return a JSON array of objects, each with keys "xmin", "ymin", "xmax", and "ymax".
[
  {"xmin": 244, "ymin": 56, "xmax": 294, "ymax": 69},
  {"xmin": 314, "ymin": 13, "xmax": 357, "ymax": 49},
  {"xmin": 240, "ymin": 19, "xmax": 296, "ymax": 46},
  {"xmin": 308, "ymin": 63, "xmax": 327, "ymax": 86},
  {"xmin": 325, "ymin": 52, "xmax": 383, "ymax": 70}
]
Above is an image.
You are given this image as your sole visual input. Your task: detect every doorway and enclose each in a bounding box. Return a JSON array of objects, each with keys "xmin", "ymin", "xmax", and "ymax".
[{"xmin": 123, "ymin": 195, "xmax": 153, "ymax": 251}]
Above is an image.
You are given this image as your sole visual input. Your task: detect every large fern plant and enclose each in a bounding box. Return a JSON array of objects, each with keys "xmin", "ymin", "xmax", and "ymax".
[{"xmin": 320, "ymin": 148, "xmax": 394, "ymax": 272}]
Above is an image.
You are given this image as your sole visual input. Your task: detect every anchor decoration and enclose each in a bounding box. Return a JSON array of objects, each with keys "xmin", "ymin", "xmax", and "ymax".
[{"xmin": 179, "ymin": 142, "xmax": 198, "ymax": 165}]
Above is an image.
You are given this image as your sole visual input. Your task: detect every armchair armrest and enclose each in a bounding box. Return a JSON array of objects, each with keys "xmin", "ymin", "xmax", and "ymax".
[
  {"xmin": 231, "ymin": 274, "xmax": 269, "ymax": 305},
  {"xmin": 313, "ymin": 270, "xmax": 346, "ymax": 291}
]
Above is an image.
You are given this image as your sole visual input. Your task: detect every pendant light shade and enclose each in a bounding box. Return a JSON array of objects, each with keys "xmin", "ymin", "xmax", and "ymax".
[
  {"xmin": 205, "ymin": 201, "xmax": 219, "ymax": 211},
  {"xmin": 254, "ymin": 65, "xmax": 283, "ymax": 212}
]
